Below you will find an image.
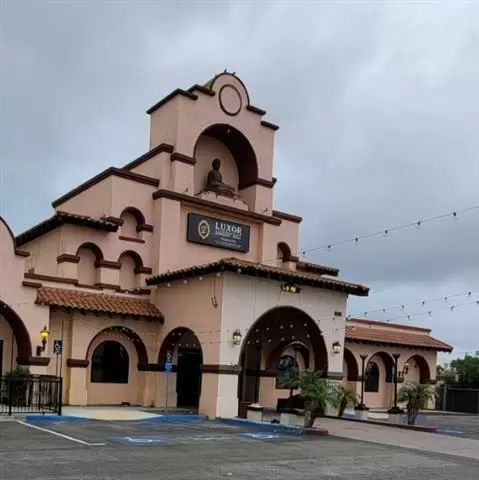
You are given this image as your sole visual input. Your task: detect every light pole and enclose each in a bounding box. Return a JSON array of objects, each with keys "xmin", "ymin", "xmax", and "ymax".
[
  {"xmin": 359, "ymin": 354, "xmax": 367, "ymax": 407},
  {"xmin": 354, "ymin": 354, "xmax": 369, "ymax": 419},
  {"xmin": 389, "ymin": 353, "xmax": 404, "ymax": 415}
]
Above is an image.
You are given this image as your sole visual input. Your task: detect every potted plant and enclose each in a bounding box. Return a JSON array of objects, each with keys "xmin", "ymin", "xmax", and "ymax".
[
  {"xmin": 397, "ymin": 381, "xmax": 435, "ymax": 426},
  {"xmin": 296, "ymin": 369, "xmax": 339, "ymax": 429},
  {"xmin": 335, "ymin": 384, "xmax": 359, "ymax": 417},
  {"xmin": 3, "ymin": 367, "xmax": 32, "ymax": 407},
  {"xmin": 354, "ymin": 402, "xmax": 369, "ymax": 420}
]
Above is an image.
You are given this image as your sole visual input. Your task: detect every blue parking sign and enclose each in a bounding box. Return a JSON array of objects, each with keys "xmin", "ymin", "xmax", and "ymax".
[{"xmin": 165, "ymin": 351, "xmax": 173, "ymax": 376}]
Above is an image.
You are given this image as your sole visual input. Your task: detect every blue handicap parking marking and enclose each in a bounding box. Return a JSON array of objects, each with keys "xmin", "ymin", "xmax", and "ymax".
[
  {"xmin": 240, "ymin": 432, "xmax": 282, "ymax": 440},
  {"xmin": 111, "ymin": 436, "xmax": 167, "ymax": 445}
]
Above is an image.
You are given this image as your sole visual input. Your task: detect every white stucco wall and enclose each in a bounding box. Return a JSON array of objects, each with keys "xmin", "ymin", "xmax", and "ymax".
[{"xmin": 219, "ymin": 273, "xmax": 348, "ymax": 374}]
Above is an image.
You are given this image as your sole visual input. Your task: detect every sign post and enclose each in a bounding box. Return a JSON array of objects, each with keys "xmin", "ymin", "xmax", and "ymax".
[
  {"xmin": 164, "ymin": 351, "xmax": 173, "ymax": 414},
  {"xmin": 53, "ymin": 340, "xmax": 63, "ymax": 377}
]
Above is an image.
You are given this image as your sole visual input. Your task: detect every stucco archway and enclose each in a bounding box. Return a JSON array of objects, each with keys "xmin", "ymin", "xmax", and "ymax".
[
  {"xmin": 405, "ymin": 354, "xmax": 431, "ymax": 383},
  {"xmin": 86, "ymin": 326, "xmax": 148, "ymax": 368},
  {"xmin": 238, "ymin": 306, "xmax": 328, "ymax": 408},
  {"xmin": 0, "ymin": 301, "xmax": 33, "ymax": 365},
  {"xmin": 158, "ymin": 327, "xmax": 203, "ymax": 409},
  {"xmin": 194, "ymin": 123, "xmax": 258, "ymax": 190},
  {"xmin": 85, "ymin": 326, "xmax": 146, "ymax": 405},
  {"xmin": 343, "ymin": 348, "xmax": 359, "ymax": 381}
]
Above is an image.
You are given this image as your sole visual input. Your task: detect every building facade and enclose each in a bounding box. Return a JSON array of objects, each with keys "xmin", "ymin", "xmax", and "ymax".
[{"xmin": 0, "ymin": 73, "xmax": 451, "ymax": 418}]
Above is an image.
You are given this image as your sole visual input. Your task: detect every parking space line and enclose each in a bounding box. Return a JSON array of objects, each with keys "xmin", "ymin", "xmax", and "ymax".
[{"xmin": 16, "ymin": 420, "xmax": 105, "ymax": 446}]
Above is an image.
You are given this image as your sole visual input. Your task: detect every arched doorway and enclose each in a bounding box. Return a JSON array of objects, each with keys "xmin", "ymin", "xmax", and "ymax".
[
  {"xmin": 91, "ymin": 341, "xmax": 129, "ymax": 384},
  {"xmin": 86, "ymin": 326, "xmax": 147, "ymax": 405},
  {"xmin": 364, "ymin": 351, "xmax": 394, "ymax": 408},
  {"xmin": 238, "ymin": 306, "xmax": 328, "ymax": 408},
  {"xmin": 0, "ymin": 301, "xmax": 33, "ymax": 371},
  {"xmin": 158, "ymin": 327, "xmax": 203, "ymax": 409},
  {"xmin": 343, "ymin": 348, "xmax": 359, "ymax": 381},
  {"xmin": 404, "ymin": 354, "xmax": 431, "ymax": 384}
]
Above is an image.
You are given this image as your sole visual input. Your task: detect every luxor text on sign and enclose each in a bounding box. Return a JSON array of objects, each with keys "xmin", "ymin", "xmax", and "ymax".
[{"xmin": 187, "ymin": 213, "xmax": 250, "ymax": 253}]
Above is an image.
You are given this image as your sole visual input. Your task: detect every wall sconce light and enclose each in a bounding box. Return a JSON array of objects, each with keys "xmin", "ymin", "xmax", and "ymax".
[
  {"xmin": 403, "ymin": 361, "xmax": 410, "ymax": 375},
  {"xmin": 332, "ymin": 341, "xmax": 341, "ymax": 354},
  {"xmin": 232, "ymin": 329, "xmax": 242, "ymax": 345},
  {"xmin": 37, "ymin": 325, "xmax": 49, "ymax": 356}
]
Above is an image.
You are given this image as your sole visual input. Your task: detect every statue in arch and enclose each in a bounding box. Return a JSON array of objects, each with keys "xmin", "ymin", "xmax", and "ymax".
[{"xmin": 206, "ymin": 158, "xmax": 237, "ymax": 197}]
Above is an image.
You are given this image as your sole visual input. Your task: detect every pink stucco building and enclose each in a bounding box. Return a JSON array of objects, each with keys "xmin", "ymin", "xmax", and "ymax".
[{"xmin": 0, "ymin": 73, "xmax": 452, "ymax": 418}]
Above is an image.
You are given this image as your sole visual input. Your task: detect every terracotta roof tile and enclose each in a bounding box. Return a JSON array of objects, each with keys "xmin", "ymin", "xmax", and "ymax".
[
  {"xmin": 36, "ymin": 287, "xmax": 163, "ymax": 320},
  {"xmin": 146, "ymin": 257, "xmax": 369, "ymax": 297},
  {"xmin": 296, "ymin": 261, "xmax": 339, "ymax": 277},
  {"xmin": 345, "ymin": 323, "xmax": 452, "ymax": 352},
  {"xmin": 16, "ymin": 211, "xmax": 118, "ymax": 246}
]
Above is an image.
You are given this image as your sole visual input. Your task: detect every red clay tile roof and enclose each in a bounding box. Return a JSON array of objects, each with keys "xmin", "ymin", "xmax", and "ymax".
[
  {"xmin": 345, "ymin": 321, "xmax": 452, "ymax": 352},
  {"xmin": 36, "ymin": 287, "xmax": 163, "ymax": 320},
  {"xmin": 348, "ymin": 318, "xmax": 431, "ymax": 333},
  {"xmin": 16, "ymin": 211, "xmax": 118, "ymax": 246},
  {"xmin": 146, "ymin": 257, "xmax": 369, "ymax": 297},
  {"xmin": 296, "ymin": 261, "xmax": 339, "ymax": 277}
]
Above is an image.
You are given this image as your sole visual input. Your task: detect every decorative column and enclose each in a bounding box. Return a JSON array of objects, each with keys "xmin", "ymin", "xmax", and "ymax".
[
  {"xmin": 388, "ymin": 353, "xmax": 404, "ymax": 423},
  {"xmin": 355, "ymin": 354, "xmax": 369, "ymax": 420}
]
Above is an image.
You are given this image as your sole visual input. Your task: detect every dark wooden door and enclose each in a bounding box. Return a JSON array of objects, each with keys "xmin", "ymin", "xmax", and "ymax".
[{"xmin": 176, "ymin": 348, "xmax": 202, "ymax": 408}]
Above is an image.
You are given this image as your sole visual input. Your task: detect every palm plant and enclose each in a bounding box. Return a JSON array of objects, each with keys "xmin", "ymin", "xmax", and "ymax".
[
  {"xmin": 397, "ymin": 381, "xmax": 435, "ymax": 425},
  {"xmin": 334, "ymin": 384, "xmax": 359, "ymax": 417},
  {"xmin": 297, "ymin": 370, "xmax": 339, "ymax": 428}
]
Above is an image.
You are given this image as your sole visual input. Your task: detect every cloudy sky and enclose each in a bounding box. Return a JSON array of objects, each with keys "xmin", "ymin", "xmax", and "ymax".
[{"xmin": 1, "ymin": 1, "xmax": 478, "ymax": 361}]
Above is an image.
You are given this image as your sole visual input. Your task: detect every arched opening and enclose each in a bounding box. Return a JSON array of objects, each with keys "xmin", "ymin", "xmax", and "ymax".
[
  {"xmin": 86, "ymin": 326, "xmax": 148, "ymax": 405},
  {"xmin": 77, "ymin": 242, "xmax": 103, "ymax": 285},
  {"xmin": 276, "ymin": 354, "xmax": 299, "ymax": 389},
  {"xmin": 158, "ymin": 327, "xmax": 203, "ymax": 409},
  {"xmin": 238, "ymin": 306, "xmax": 328, "ymax": 410},
  {"xmin": 0, "ymin": 302, "xmax": 33, "ymax": 370},
  {"xmin": 405, "ymin": 354, "xmax": 431, "ymax": 384},
  {"xmin": 91, "ymin": 341, "xmax": 129, "ymax": 384},
  {"xmin": 365, "ymin": 361, "xmax": 380, "ymax": 392},
  {"xmin": 343, "ymin": 348, "xmax": 359, "ymax": 381},
  {"xmin": 118, "ymin": 251, "xmax": 143, "ymax": 291},
  {"xmin": 86, "ymin": 326, "xmax": 148, "ymax": 367},
  {"xmin": 120, "ymin": 207, "xmax": 145, "ymax": 239},
  {"xmin": 193, "ymin": 123, "xmax": 258, "ymax": 192},
  {"xmin": 276, "ymin": 242, "xmax": 292, "ymax": 267}
]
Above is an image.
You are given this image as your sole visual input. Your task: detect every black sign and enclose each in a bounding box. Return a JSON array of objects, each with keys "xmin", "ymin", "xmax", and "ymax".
[
  {"xmin": 187, "ymin": 213, "xmax": 250, "ymax": 253},
  {"xmin": 53, "ymin": 340, "xmax": 63, "ymax": 355}
]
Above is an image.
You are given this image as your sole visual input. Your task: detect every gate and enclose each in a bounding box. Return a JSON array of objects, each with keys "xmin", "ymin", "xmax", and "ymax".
[{"xmin": 0, "ymin": 374, "xmax": 62, "ymax": 415}]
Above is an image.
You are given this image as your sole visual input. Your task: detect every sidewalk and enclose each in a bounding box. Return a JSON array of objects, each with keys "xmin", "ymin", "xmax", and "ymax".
[{"xmin": 317, "ymin": 417, "xmax": 479, "ymax": 461}]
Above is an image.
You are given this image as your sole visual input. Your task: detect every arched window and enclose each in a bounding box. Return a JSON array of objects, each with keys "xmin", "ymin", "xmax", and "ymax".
[
  {"xmin": 77, "ymin": 243, "xmax": 103, "ymax": 285},
  {"xmin": 91, "ymin": 341, "xmax": 129, "ymax": 384},
  {"xmin": 120, "ymin": 207, "xmax": 145, "ymax": 240},
  {"xmin": 276, "ymin": 354, "xmax": 299, "ymax": 389},
  {"xmin": 365, "ymin": 361, "xmax": 379, "ymax": 392}
]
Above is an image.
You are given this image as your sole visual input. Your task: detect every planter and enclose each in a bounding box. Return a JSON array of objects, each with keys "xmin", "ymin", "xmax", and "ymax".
[
  {"xmin": 246, "ymin": 403, "xmax": 264, "ymax": 423},
  {"xmin": 387, "ymin": 407, "xmax": 404, "ymax": 425},
  {"xmin": 279, "ymin": 408, "xmax": 299, "ymax": 426},
  {"xmin": 238, "ymin": 401, "xmax": 251, "ymax": 419},
  {"xmin": 325, "ymin": 405, "xmax": 339, "ymax": 417},
  {"xmin": 354, "ymin": 405, "xmax": 369, "ymax": 421}
]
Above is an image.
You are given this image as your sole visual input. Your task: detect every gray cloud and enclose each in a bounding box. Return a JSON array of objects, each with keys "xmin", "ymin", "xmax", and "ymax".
[{"xmin": 1, "ymin": 1, "xmax": 478, "ymax": 358}]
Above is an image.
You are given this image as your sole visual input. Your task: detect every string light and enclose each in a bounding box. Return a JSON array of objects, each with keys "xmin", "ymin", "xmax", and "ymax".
[
  {"xmin": 4, "ymin": 287, "xmax": 479, "ymax": 339},
  {"xmin": 261, "ymin": 202, "xmax": 479, "ymax": 265}
]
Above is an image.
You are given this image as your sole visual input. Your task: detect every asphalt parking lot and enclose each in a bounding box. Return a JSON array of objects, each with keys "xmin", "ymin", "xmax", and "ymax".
[
  {"xmin": 1, "ymin": 418, "xmax": 478, "ymax": 479},
  {"xmin": 420, "ymin": 414, "xmax": 479, "ymax": 440}
]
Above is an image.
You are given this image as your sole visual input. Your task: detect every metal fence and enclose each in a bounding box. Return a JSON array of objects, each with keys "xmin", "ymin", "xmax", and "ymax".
[
  {"xmin": 0, "ymin": 374, "xmax": 62, "ymax": 415},
  {"xmin": 436, "ymin": 385, "xmax": 479, "ymax": 414}
]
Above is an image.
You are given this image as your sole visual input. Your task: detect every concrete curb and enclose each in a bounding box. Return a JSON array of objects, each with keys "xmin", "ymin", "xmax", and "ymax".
[
  {"xmin": 25, "ymin": 415, "xmax": 94, "ymax": 422},
  {"xmin": 217, "ymin": 417, "xmax": 328, "ymax": 436},
  {"xmin": 141, "ymin": 415, "xmax": 208, "ymax": 423},
  {"xmin": 328, "ymin": 415, "xmax": 438, "ymax": 433},
  {"xmin": 24, "ymin": 414, "xmax": 208, "ymax": 423}
]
